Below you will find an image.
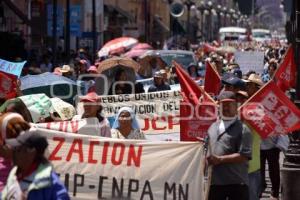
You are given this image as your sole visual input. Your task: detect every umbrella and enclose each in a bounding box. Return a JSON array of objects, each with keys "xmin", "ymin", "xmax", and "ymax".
[
  {"xmin": 124, "ymin": 49, "xmax": 150, "ymax": 58},
  {"xmin": 139, "ymin": 50, "xmax": 156, "ymax": 59},
  {"xmin": 20, "ymin": 72, "xmax": 80, "ymax": 103},
  {"xmin": 97, "ymin": 57, "xmax": 140, "ymax": 74},
  {"xmin": 124, "ymin": 43, "xmax": 153, "ymax": 58},
  {"xmin": 98, "ymin": 37, "xmax": 138, "ymax": 57},
  {"xmin": 131, "ymin": 43, "xmax": 153, "ymax": 50},
  {"xmin": 95, "ymin": 57, "xmax": 140, "ymax": 95}
]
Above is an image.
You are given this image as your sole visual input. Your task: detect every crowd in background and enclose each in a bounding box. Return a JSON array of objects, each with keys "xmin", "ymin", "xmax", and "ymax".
[{"xmin": 0, "ymin": 39, "xmax": 290, "ymax": 200}]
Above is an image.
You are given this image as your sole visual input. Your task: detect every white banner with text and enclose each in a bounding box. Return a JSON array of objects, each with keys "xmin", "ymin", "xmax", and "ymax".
[{"xmin": 39, "ymin": 128, "xmax": 210, "ymax": 200}]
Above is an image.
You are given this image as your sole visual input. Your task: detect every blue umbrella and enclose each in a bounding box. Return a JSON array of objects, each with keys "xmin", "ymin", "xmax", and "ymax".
[{"xmin": 20, "ymin": 72, "xmax": 80, "ymax": 104}]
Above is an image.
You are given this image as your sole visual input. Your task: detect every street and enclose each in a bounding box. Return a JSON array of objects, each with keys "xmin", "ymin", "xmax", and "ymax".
[{"xmin": 0, "ymin": 0, "xmax": 299, "ymax": 200}]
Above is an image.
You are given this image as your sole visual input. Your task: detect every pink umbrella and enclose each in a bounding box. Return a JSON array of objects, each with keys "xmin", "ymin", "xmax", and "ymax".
[
  {"xmin": 98, "ymin": 37, "xmax": 138, "ymax": 57},
  {"xmin": 131, "ymin": 43, "xmax": 153, "ymax": 50},
  {"xmin": 124, "ymin": 43, "xmax": 153, "ymax": 58}
]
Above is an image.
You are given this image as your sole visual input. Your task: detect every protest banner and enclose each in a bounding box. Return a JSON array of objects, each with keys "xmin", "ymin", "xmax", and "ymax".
[
  {"xmin": 37, "ymin": 128, "xmax": 211, "ymax": 200},
  {"xmin": 234, "ymin": 51, "xmax": 265, "ymax": 74},
  {"xmin": 0, "ymin": 71, "xmax": 17, "ymax": 99},
  {"xmin": 174, "ymin": 62, "xmax": 217, "ymax": 142},
  {"xmin": 240, "ymin": 81, "xmax": 300, "ymax": 138},
  {"xmin": 18, "ymin": 94, "xmax": 52, "ymax": 123},
  {"xmin": 274, "ymin": 46, "xmax": 296, "ymax": 92},
  {"xmin": 36, "ymin": 118, "xmax": 102, "ymax": 136},
  {"xmin": 0, "ymin": 58, "xmax": 26, "ymax": 77},
  {"xmin": 76, "ymin": 90, "xmax": 182, "ymax": 141}
]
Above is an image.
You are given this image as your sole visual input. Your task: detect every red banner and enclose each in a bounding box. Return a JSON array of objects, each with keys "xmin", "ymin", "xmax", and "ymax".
[
  {"xmin": 0, "ymin": 72, "xmax": 17, "ymax": 100},
  {"xmin": 204, "ymin": 62, "xmax": 221, "ymax": 97},
  {"xmin": 174, "ymin": 62, "xmax": 217, "ymax": 141},
  {"xmin": 240, "ymin": 81, "xmax": 300, "ymax": 139},
  {"xmin": 274, "ymin": 46, "xmax": 296, "ymax": 92}
]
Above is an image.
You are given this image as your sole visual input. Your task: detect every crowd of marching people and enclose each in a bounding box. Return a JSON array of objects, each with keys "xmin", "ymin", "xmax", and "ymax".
[{"xmin": 0, "ymin": 38, "xmax": 291, "ymax": 200}]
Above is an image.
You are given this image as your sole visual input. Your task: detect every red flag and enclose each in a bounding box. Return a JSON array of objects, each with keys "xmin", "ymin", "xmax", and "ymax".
[
  {"xmin": 203, "ymin": 43, "xmax": 217, "ymax": 54},
  {"xmin": 0, "ymin": 72, "xmax": 17, "ymax": 100},
  {"xmin": 240, "ymin": 81, "xmax": 300, "ymax": 139},
  {"xmin": 174, "ymin": 62, "xmax": 217, "ymax": 141},
  {"xmin": 273, "ymin": 46, "xmax": 296, "ymax": 92},
  {"xmin": 204, "ymin": 62, "xmax": 221, "ymax": 97}
]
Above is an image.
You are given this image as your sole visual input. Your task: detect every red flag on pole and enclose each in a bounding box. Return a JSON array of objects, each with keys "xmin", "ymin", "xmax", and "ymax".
[
  {"xmin": 0, "ymin": 72, "xmax": 17, "ymax": 100},
  {"xmin": 273, "ymin": 46, "xmax": 296, "ymax": 92},
  {"xmin": 204, "ymin": 62, "xmax": 221, "ymax": 97},
  {"xmin": 174, "ymin": 62, "xmax": 217, "ymax": 141},
  {"xmin": 240, "ymin": 81, "xmax": 300, "ymax": 139}
]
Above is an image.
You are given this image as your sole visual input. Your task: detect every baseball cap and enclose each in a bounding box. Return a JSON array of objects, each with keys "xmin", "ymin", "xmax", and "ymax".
[
  {"xmin": 88, "ymin": 65, "xmax": 98, "ymax": 73},
  {"xmin": 233, "ymin": 69, "xmax": 242, "ymax": 79},
  {"xmin": 80, "ymin": 92, "xmax": 100, "ymax": 103},
  {"xmin": 217, "ymin": 91, "xmax": 236, "ymax": 102},
  {"xmin": 222, "ymin": 76, "xmax": 245, "ymax": 89},
  {"xmin": 154, "ymin": 71, "xmax": 163, "ymax": 78},
  {"xmin": 6, "ymin": 129, "xmax": 48, "ymax": 154},
  {"xmin": 53, "ymin": 67, "xmax": 62, "ymax": 76},
  {"xmin": 227, "ymin": 63, "xmax": 239, "ymax": 70},
  {"xmin": 188, "ymin": 63, "xmax": 197, "ymax": 68}
]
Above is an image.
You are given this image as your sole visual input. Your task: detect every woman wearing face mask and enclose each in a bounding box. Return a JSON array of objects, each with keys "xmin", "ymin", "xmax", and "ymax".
[{"xmin": 111, "ymin": 107, "xmax": 145, "ymax": 140}]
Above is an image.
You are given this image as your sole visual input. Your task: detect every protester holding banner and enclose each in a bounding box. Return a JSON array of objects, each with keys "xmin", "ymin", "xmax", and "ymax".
[
  {"xmin": 111, "ymin": 107, "xmax": 146, "ymax": 139},
  {"xmin": 207, "ymin": 91, "xmax": 252, "ymax": 200},
  {"xmin": 2, "ymin": 131, "xmax": 70, "ymax": 200},
  {"xmin": 0, "ymin": 113, "xmax": 30, "ymax": 191},
  {"xmin": 74, "ymin": 92, "xmax": 111, "ymax": 137}
]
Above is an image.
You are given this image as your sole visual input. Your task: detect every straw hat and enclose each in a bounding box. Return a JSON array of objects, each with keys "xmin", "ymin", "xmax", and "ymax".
[
  {"xmin": 60, "ymin": 65, "xmax": 71, "ymax": 73},
  {"xmin": 245, "ymin": 74, "xmax": 264, "ymax": 86}
]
